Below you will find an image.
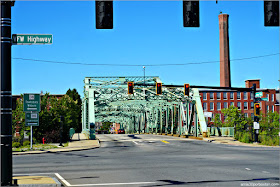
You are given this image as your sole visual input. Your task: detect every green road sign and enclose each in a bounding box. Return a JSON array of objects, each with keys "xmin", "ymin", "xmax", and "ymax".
[
  {"xmin": 255, "ymin": 92, "xmax": 263, "ymax": 98},
  {"xmin": 25, "ymin": 112, "xmax": 39, "ymax": 126},
  {"xmin": 12, "ymin": 34, "xmax": 52, "ymax": 45},
  {"xmin": 23, "ymin": 94, "xmax": 41, "ymax": 112},
  {"xmin": 261, "ymin": 97, "xmax": 268, "ymax": 101}
]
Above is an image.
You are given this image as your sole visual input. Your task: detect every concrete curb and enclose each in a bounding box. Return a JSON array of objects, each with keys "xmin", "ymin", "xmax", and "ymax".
[{"xmin": 203, "ymin": 138, "xmax": 280, "ymax": 148}]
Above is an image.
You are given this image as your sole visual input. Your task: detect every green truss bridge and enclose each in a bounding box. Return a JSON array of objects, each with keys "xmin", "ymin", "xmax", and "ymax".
[{"xmin": 81, "ymin": 76, "xmax": 207, "ymax": 139}]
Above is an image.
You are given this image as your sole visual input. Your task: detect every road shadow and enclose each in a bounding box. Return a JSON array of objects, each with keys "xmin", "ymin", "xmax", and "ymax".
[
  {"xmin": 128, "ymin": 134, "xmax": 142, "ymax": 139},
  {"xmin": 48, "ymin": 152, "xmax": 99, "ymax": 158},
  {"xmin": 142, "ymin": 177, "xmax": 280, "ymax": 186}
]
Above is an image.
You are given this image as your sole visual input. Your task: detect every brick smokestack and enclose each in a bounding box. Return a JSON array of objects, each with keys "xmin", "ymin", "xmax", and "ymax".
[{"xmin": 219, "ymin": 14, "xmax": 231, "ymax": 87}]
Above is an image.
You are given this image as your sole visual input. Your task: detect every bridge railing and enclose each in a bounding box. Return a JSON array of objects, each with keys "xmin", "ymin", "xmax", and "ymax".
[{"xmin": 207, "ymin": 127, "xmax": 234, "ymax": 137}]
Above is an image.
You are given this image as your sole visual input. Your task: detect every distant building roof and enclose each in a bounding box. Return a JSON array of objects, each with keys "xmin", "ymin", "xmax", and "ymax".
[{"xmin": 244, "ymin": 79, "xmax": 261, "ymax": 81}]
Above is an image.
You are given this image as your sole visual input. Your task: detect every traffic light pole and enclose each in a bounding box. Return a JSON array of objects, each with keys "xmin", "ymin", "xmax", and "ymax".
[
  {"xmin": 252, "ymin": 84, "xmax": 259, "ymax": 143},
  {"xmin": 1, "ymin": 1, "xmax": 13, "ymax": 185}
]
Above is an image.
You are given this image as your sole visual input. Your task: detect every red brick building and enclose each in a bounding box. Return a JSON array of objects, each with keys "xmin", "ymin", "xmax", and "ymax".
[{"xmin": 199, "ymin": 79, "xmax": 279, "ymax": 123}]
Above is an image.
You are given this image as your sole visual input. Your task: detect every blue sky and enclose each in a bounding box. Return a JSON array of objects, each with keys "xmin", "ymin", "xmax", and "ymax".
[{"xmin": 11, "ymin": 1, "xmax": 279, "ymax": 96}]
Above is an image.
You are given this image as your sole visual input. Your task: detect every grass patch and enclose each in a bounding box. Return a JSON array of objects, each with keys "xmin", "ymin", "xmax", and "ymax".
[
  {"xmin": 63, "ymin": 142, "xmax": 69, "ymax": 147},
  {"xmin": 12, "ymin": 144, "xmax": 58, "ymax": 152}
]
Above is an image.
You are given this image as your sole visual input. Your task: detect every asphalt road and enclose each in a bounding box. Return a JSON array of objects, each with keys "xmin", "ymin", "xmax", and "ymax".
[{"xmin": 13, "ymin": 134, "xmax": 280, "ymax": 187}]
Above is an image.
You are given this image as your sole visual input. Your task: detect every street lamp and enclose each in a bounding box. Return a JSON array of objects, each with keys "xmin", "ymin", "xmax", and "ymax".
[{"xmin": 143, "ymin": 66, "xmax": 145, "ymax": 86}]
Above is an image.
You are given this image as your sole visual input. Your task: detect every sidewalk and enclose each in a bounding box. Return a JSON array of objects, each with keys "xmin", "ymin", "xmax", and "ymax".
[
  {"xmin": 13, "ymin": 133, "xmax": 100, "ymax": 155},
  {"xmin": 203, "ymin": 136, "xmax": 279, "ymax": 148},
  {"xmin": 12, "ymin": 175, "xmax": 61, "ymax": 187}
]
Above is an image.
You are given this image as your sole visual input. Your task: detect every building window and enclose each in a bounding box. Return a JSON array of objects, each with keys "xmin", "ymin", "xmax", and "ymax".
[
  {"xmin": 250, "ymin": 102, "xmax": 254, "ymax": 109},
  {"xmin": 272, "ymin": 106, "xmax": 274, "ymax": 112},
  {"xmin": 272, "ymin": 94, "xmax": 274, "ymax": 101},
  {"xmin": 217, "ymin": 102, "xmax": 221, "ymax": 110},
  {"xmin": 223, "ymin": 92, "xmax": 227, "ymax": 100},
  {"xmin": 217, "ymin": 92, "xmax": 221, "ymax": 100},
  {"xmin": 244, "ymin": 102, "xmax": 248, "ymax": 110},
  {"xmin": 237, "ymin": 92, "xmax": 241, "ymax": 100},
  {"xmin": 244, "ymin": 113, "xmax": 248, "ymax": 118},
  {"xmin": 230, "ymin": 102, "xmax": 234, "ymax": 106},
  {"xmin": 251, "ymin": 113, "xmax": 254, "ymax": 120},
  {"xmin": 210, "ymin": 92, "xmax": 214, "ymax": 100},
  {"xmin": 223, "ymin": 102, "xmax": 228, "ymax": 109},
  {"xmin": 243, "ymin": 92, "xmax": 247, "ymax": 100},
  {"xmin": 237, "ymin": 102, "xmax": 241, "ymax": 110},
  {"xmin": 203, "ymin": 92, "xmax": 207, "ymax": 100},
  {"xmin": 210, "ymin": 102, "xmax": 214, "ymax": 110},
  {"xmin": 267, "ymin": 94, "xmax": 270, "ymax": 101},
  {"xmin": 266, "ymin": 105, "xmax": 269, "ymax": 112},
  {"xmin": 230, "ymin": 92, "xmax": 234, "ymax": 99},
  {"xmin": 203, "ymin": 103, "xmax": 207, "ymax": 111},
  {"xmin": 250, "ymin": 92, "xmax": 254, "ymax": 100}
]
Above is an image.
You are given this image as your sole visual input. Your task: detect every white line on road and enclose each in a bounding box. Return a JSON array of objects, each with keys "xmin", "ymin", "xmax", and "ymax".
[
  {"xmin": 55, "ymin": 173, "xmax": 71, "ymax": 187},
  {"xmin": 262, "ymin": 171, "xmax": 270, "ymax": 173},
  {"xmin": 70, "ymin": 182, "xmax": 157, "ymax": 186},
  {"xmin": 15, "ymin": 173, "xmax": 158, "ymax": 187},
  {"xmin": 133, "ymin": 141, "xmax": 138, "ymax": 145},
  {"xmin": 245, "ymin": 168, "xmax": 251, "ymax": 171}
]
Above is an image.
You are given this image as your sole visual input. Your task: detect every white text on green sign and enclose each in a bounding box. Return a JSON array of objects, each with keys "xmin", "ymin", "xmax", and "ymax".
[
  {"xmin": 25, "ymin": 112, "xmax": 39, "ymax": 126},
  {"xmin": 12, "ymin": 34, "xmax": 53, "ymax": 45},
  {"xmin": 255, "ymin": 92, "xmax": 263, "ymax": 98},
  {"xmin": 23, "ymin": 94, "xmax": 41, "ymax": 112}
]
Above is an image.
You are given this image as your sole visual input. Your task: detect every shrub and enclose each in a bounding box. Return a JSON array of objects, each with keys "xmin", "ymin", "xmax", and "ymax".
[
  {"xmin": 45, "ymin": 130, "xmax": 60, "ymax": 143},
  {"xmin": 23, "ymin": 141, "xmax": 30, "ymax": 146},
  {"xmin": 259, "ymin": 134, "xmax": 279, "ymax": 146},
  {"xmin": 234, "ymin": 131, "xmax": 241, "ymax": 141},
  {"xmin": 12, "ymin": 142, "xmax": 21, "ymax": 148},
  {"xmin": 240, "ymin": 132, "xmax": 251, "ymax": 143}
]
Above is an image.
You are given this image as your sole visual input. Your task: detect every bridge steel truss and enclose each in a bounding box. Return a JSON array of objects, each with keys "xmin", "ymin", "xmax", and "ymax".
[{"xmin": 81, "ymin": 76, "xmax": 207, "ymax": 139}]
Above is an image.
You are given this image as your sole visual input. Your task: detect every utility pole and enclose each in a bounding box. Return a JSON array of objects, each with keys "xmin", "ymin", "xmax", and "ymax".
[
  {"xmin": 59, "ymin": 116, "xmax": 64, "ymax": 146},
  {"xmin": 1, "ymin": 1, "xmax": 14, "ymax": 186}
]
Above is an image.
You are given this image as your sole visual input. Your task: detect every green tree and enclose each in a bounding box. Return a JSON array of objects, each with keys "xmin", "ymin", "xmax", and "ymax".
[
  {"xmin": 259, "ymin": 111, "xmax": 279, "ymax": 146},
  {"xmin": 100, "ymin": 122, "xmax": 111, "ymax": 133},
  {"xmin": 221, "ymin": 106, "xmax": 252, "ymax": 141},
  {"xmin": 213, "ymin": 113, "xmax": 222, "ymax": 127},
  {"xmin": 13, "ymin": 92, "xmax": 83, "ymax": 143},
  {"xmin": 12, "ymin": 95, "xmax": 27, "ymax": 144},
  {"xmin": 66, "ymin": 88, "xmax": 82, "ymax": 132}
]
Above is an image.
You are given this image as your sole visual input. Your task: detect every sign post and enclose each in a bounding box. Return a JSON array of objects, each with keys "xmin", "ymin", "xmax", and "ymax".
[
  {"xmin": 30, "ymin": 126, "xmax": 33, "ymax": 149},
  {"xmin": 23, "ymin": 94, "xmax": 40, "ymax": 150}
]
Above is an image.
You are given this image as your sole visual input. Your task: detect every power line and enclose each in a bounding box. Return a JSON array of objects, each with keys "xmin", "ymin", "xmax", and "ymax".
[{"xmin": 12, "ymin": 53, "xmax": 279, "ymax": 67}]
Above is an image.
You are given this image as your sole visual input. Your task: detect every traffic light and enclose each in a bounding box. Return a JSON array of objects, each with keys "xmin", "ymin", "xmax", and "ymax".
[
  {"xmin": 183, "ymin": 0, "xmax": 200, "ymax": 27},
  {"xmin": 128, "ymin": 82, "xmax": 134, "ymax": 94},
  {"xmin": 96, "ymin": 1, "xmax": 113, "ymax": 29},
  {"xmin": 156, "ymin": 83, "xmax": 162, "ymax": 95},
  {"xmin": 184, "ymin": 84, "xmax": 190, "ymax": 96},
  {"xmin": 264, "ymin": 0, "xmax": 279, "ymax": 26},
  {"xmin": 254, "ymin": 103, "xmax": 261, "ymax": 116}
]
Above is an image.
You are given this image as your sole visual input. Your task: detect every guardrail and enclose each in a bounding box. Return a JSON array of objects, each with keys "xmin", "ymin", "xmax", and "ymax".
[{"xmin": 207, "ymin": 127, "xmax": 234, "ymax": 137}]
